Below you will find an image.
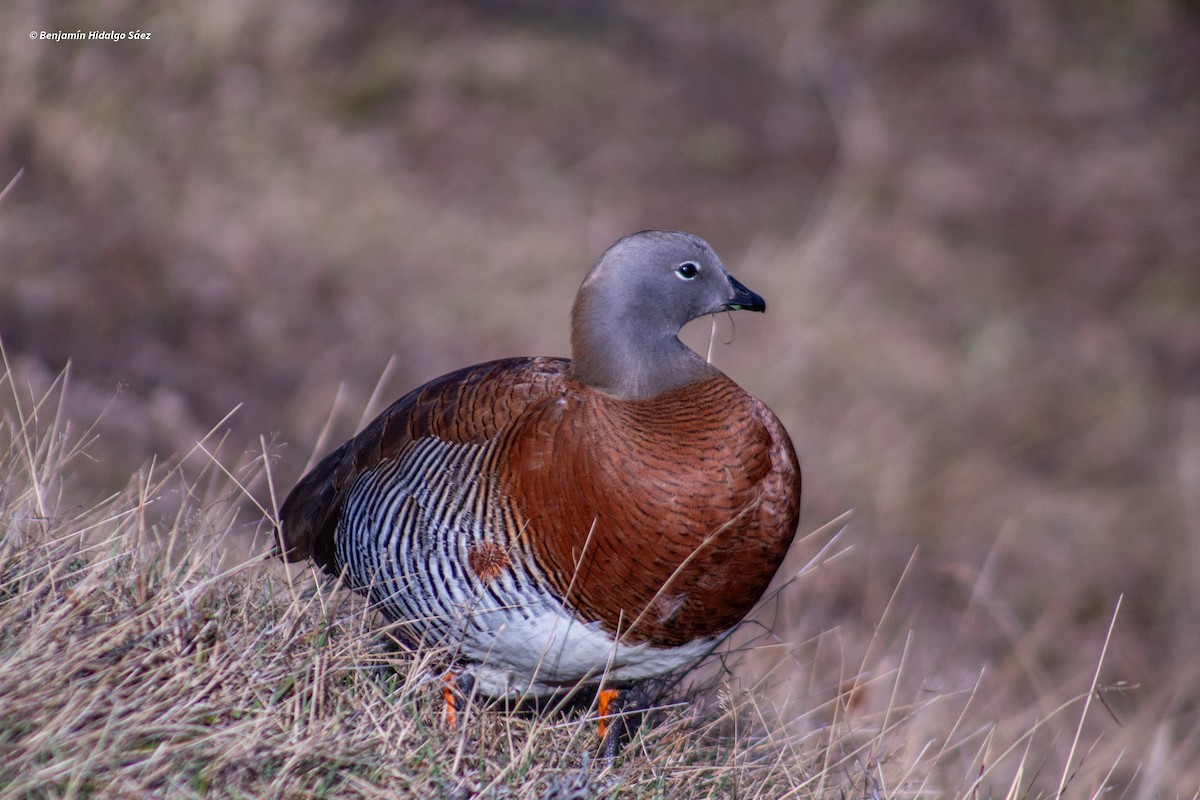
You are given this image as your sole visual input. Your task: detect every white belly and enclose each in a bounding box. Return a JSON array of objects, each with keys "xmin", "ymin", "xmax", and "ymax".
[{"xmin": 456, "ymin": 602, "xmax": 717, "ymax": 697}]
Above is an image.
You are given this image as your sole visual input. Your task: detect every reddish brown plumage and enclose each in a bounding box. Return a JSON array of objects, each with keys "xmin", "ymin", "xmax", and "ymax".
[
  {"xmin": 467, "ymin": 541, "xmax": 511, "ymax": 584},
  {"xmin": 503, "ymin": 371, "xmax": 798, "ymax": 646},
  {"xmin": 281, "ymin": 356, "xmax": 800, "ymax": 648}
]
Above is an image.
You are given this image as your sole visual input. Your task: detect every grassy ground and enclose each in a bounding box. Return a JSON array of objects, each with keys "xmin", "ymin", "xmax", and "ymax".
[
  {"xmin": 0, "ymin": 356, "xmax": 1164, "ymax": 799},
  {"xmin": 3, "ymin": 0, "xmax": 1200, "ymax": 796}
]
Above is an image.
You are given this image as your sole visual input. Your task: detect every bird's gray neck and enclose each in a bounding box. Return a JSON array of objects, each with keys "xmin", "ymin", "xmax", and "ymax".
[{"xmin": 569, "ymin": 303, "xmax": 718, "ymax": 400}]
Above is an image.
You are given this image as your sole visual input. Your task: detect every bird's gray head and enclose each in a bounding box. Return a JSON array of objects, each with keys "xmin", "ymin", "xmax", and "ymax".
[{"xmin": 569, "ymin": 230, "xmax": 766, "ymax": 399}]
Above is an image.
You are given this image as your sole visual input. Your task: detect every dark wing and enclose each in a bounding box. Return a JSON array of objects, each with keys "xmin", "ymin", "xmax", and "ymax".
[{"xmin": 277, "ymin": 356, "xmax": 571, "ymax": 574}]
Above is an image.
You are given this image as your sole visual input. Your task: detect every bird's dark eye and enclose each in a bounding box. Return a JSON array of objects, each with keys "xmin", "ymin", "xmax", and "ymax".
[{"xmin": 675, "ymin": 261, "xmax": 700, "ymax": 280}]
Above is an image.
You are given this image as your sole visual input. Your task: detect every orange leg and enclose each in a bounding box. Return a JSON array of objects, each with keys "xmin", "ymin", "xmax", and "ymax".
[
  {"xmin": 442, "ymin": 673, "xmax": 459, "ymax": 728},
  {"xmin": 597, "ymin": 687, "xmax": 621, "ymax": 741}
]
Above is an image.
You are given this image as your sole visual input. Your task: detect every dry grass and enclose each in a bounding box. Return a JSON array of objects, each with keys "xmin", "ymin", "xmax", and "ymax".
[
  {"xmin": 2, "ymin": 358, "xmax": 1194, "ymax": 798},
  {"xmin": 0, "ymin": 361, "xmax": 870, "ymax": 797},
  {"xmin": 0, "ymin": 361, "xmax": 817, "ymax": 798}
]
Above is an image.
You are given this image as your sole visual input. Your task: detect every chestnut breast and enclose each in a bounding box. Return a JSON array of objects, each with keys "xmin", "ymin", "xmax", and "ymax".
[{"xmin": 504, "ymin": 372, "xmax": 799, "ymax": 647}]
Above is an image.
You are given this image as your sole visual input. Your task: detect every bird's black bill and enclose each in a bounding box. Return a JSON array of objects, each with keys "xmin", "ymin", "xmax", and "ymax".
[{"xmin": 725, "ymin": 276, "xmax": 766, "ymax": 313}]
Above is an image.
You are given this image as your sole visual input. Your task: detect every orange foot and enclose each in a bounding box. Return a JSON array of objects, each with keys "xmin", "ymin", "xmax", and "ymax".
[
  {"xmin": 442, "ymin": 672, "xmax": 459, "ymax": 728},
  {"xmin": 597, "ymin": 687, "xmax": 621, "ymax": 743}
]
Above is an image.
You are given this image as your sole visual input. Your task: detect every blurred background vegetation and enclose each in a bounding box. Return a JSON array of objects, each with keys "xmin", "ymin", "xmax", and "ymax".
[{"xmin": 3, "ymin": 0, "xmax": 1199, "ymax": 791}]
